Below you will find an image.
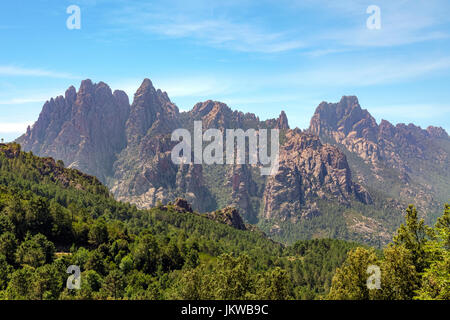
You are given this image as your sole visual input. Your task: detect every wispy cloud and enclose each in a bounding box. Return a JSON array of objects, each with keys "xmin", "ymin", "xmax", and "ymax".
[
  {"xmin": 113, "ymin": 55, "xmax": 450, "ymax": 106},
  {"xmin": 111, "ymin": 76, "xmax": 235, "ymax": 101},
  {"xmin": 368, "ymin": 104, "xmax": 450, "ymax": 120},
  {"xmin": 108, "ymin": 2, "xmax": 305, "ymax": 53},
  {"xmin": 284, "ymin": 57, "xmax": 450, "ymax": 87},
  {"xmin": 0, "ymin": 122, "xmax": 32, "ymax": 134},
  {"xmin": 0, "ymin": 66, "xmax": 78, "ymax": 79},
  {"xmin": 316, "ymin": 0, "xmax": 450, "ymax": 48},
  {"xmin": 144, "ymin": 18, "xmax": 305, "ymax": 53},
  {"xmin": 0, "ymin": 97, "xmax": 48, "ymax": 105},
  {"xmin": 102, "ymin": 0, "xmax": 450, "ymax": 59}
]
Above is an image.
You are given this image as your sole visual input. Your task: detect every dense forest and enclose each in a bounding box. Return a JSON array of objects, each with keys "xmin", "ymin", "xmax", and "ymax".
[{"xmin": 0, "ymin": 143, "xmax": 448, "ymax": 300}]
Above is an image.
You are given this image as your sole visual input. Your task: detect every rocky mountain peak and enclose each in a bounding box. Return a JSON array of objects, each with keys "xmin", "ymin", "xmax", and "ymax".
[
  {"xmin": 426, "ymin": 126, "xmax": 449, "ymax": 139},
  {"xmin": 262, "ymin": 129, "xmax": 372, "ymax": 221},
  {"xmin": 16, "ymin": 79, "xmax": 131, "ymax": 182},
  {"xmin": 65, "ymin": 85, "xmax": 77, "ymax": 104},
  {"xmin": 276, "ymin": 110, "xmax": 289, "ymax": 129},
  {"xmin": 191, "ymin": 100, "xmax": 231, "ymax": 118},
  {"xmin": 309, "ymin": 96, "xmax": 378, "ymax": 142},
  {"xmin": 78, "ymin": 78, "xmax": 95, "ymax": 94},
  {"xmin": 126, "ymin": 79, "xmax": 179, "ymax": 142},
  {"xmin": 135, "ymin": 78, "xmax": 155, "ymax": 97},
  {"xmin": 307, "ymin": 97, "xmax": 450, "ymax": 220}
]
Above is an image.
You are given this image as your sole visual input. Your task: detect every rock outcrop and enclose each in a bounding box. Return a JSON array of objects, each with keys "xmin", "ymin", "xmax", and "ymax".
[
  {"xmin": 263, "ymin": 130, "xmax": 372, "ymax": 221},
  {"xmin": 206, "ymin": 206, "xmax": 247, "ymax": 231},
  {"xmin": 16, "ymin": 79, "xmax": 130, "ymax": 182},
  {"xmin": 308, "ymin": 96, "xmax": 450, "ymax": 216},
  {"xmin": 173, "ymin": 198, "xmax": 193, "ymax": 213}
]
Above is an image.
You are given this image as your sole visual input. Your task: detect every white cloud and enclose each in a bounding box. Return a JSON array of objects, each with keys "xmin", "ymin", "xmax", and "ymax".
[
  {"xmin": 368, "ymin": 104, "xmax": 450, "ymax": 120},
  {"xmin": 146, "ymin": 18, "xmax": 305, "ymax": 53},
  {"xmin": 0, "ymin": 97, "xmax": 47, "ymax": 105},
  {"xmin": 283, "ymin": 57, "xmax": 450, "ymax": 87},
  {"xmin": 0, "ymin": 89, "xmax": 68, "ymax": 106},
  {"xmin": 315, "ymin": 0, "xmax": 450, "ymax": 48},
  {"xmin": 110, "ymin": 3, "xmax": 305, "ymax": 53},
  {"xmin": 0, "ymin": 122, "xmax": 32, "ymax": 134},
  {"xmin": 111, "ymin": 76, "xmax": 235, "ymax": 102},
  {"xmin": 0, "ymin": 66, "xmax": 78, "ymax": 79}
]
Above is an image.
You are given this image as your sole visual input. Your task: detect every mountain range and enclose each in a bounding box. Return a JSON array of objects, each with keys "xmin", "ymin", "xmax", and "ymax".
[{"xmin": 16, "ymin": 79, "xmax": 450, "ymax": 246}]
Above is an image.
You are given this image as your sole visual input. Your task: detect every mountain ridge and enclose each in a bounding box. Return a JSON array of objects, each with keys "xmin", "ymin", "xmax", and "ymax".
[
  {"xmin": 15, "ymin": 79, "xmax": 450, "ymax": 245},
  {"xmin": 308, "ymin": 95, "xmax": 449, "ymax": 222}
]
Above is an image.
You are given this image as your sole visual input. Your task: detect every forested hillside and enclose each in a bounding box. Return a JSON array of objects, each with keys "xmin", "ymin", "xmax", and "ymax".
[
  {"xmin": 0, "ymin": 143, "xmax": 361, "ymax": 299},
  {"xmin": 0, "ymin": 143, "xmax": 448, "ymax": 300}
]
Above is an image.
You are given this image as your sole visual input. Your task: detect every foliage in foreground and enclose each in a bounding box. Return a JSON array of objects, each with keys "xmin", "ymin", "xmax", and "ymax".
[
  {"xmin": 328, "ymin": 204, "xmax": 450, "ymax": 300},
  {"xmin": 0, "ymin": 143, "xmax": 358, "ymax": 300}
]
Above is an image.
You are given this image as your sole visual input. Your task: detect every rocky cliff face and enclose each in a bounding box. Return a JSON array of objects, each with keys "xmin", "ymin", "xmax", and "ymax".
[
  {"xmin": 17, "ymin": 79, "xmax": 294, "ymax": 217},
  {"xmin": 17, "ymin": 80, "xmax": 130, "ymax": 182},
  {"xmin": 16, "ymin": 80, "xmax": 449, "ymax": 246},
  {"xmin": 308, "ymin": 96, "xmax": 450, "ymax": 217},
  {"xmin": 263, "ymin": 130, "xmax": 372, "ymax": 221},
  {"xmin": 206, "ymin": 206, "xmax": 247, "ymax": 231}
]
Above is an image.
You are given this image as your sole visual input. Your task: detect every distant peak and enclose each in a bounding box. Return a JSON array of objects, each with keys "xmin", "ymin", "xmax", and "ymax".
[
  {"xmin": 379, "ymin": 119, "xmax": 394, "ymax": 129},
  {"xmin": 65, "ymin": 85, "xmax": 77, "ymax": 102},
  {"xmin": 277, "ymin": 110, "xmax": 289, "ymax": 129},
  {"xmin": 340, "ymin": 95, "xmax": 359, "ymax": 105},
  {"xmin": 142, "ymin": 78, "xmax": 153, "ymax": 86},
  {"xmin": 135, "ymin": 78, "xmax": 155, "ymax": 96},
  {"xmin": 79, "ymin": 79, "xmax": 94, "ymax": 91},
  {"xmin": 97, "ymin": 81, "xmax": 111, "ymax": 89},
  {"xmin": 191, "ymin": 100, "xmax": 231, "ymax": 116},
  {"xmin": 309, "ymin": 95, "xmax": 378, "ymax": 139},
  {"xmin": 427, "ymin": 126, "xmax": 449, "ymax": 139}
]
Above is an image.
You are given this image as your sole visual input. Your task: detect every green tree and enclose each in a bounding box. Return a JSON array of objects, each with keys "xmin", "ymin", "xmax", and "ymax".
[
  {"xmin": 175, "ymin": 266, "xmax": 213, "ymax": 300},
  {"xmin": 119, "ymin": 254, "xmax": 134, "ymax": 274},
  {"xmin": 257, "ymin": 267, "xmax": 291, "ymax": 300},
  {"xmin": 184, "ymin": 249, "xmax": 199, "ymax": 269},
  {"xmin": 77, "ymin": 270, "xmax": 104, "ymax": 299},
  {"xmin": 328, "ymin": 247, "xmax": 378, "ymax": 300},
  {"xmin": 415, "ymin": 204, "xmax": 450, "ymax": 300},
  {"xmin": 85, "ymin": 249, "xmax": 107, "ymax": 275},
  {"xmin": 101, "ymin": 270, "xmax": 125, "ymax": 299},
  {"xmin": 5, "ymin": 265, "xmax": 35, "ymax": 299},
  {"xmin": 88, "ymin": 219, "xmax": 109, "ymax": 247},
  {"xmin": 31, "ymin": 263, "xmax": 64, "ymax": 300},
  {"xmin": 15, "ymin": 233, "xmax": 55, "ymax": 268},
  {"xmin": 393, "ymin": 205, "xmax": 432, "ymax": 273},
  {"xmin": 0, "ymin": 254, "xmax": 12, "ymax": 290},
  {"xmin": 0, "ymin": 231, "xmax": 18, "ymax": 265},
  {"xmin": 213, "ymin": 254, "xmax": 254, "ymax": 300},
  {"xmin": 132, "ymin": 234, "xmax": 160, "ymax": 274},
  {"xmin": 373, "ymin": 245, "xmax": 419, "ymax": 300}
]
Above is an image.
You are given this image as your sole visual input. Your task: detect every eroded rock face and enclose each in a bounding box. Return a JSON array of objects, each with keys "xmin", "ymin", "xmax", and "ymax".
[
  {"xmin": 173, "ymin": 198, "xmax": 193, "ymax": 213},
  {"xmin": 18, "ymin": 79, "xmax": 289, "ymax": 216},
  {"xmin": 263, "ymin": 130, "xmax": 372, "ymax": 221},
  {"xmin": 125, "ymin": 78, "xmax": 179, "ymax": 143},
  {"xmin": 18, "ymin": 80, "xmax": 448, "ymax": 244},
  {"xmin": 206, "ymin": 206, "xmax": 247, "ymax": 231},
  {"xmin": 426, "ymin": 126, "xmax": 449, "ymax": 139},
  {"xmin": 309, "ymin": 96, "xmax": 380, "ymax": 162},
  {"xmin": 110, "ymin": 79, "xmax": 213, "ymax": 212},
  {"xmin": 17, "ymin": 79, "xmax": 130, "ymax": 182},
  {"xmin": 264, "ymin": 110, "xmax": 289, "ymax": 129},
  {"xmin": 15, "ymin": 80, "xmax": 374, "ymax": 224}
]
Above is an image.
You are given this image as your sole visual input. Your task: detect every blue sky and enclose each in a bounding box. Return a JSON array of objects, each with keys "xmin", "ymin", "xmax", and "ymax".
[{"xmin": 1, "ymin": 0, "xmax": 450, "ymax": 141}]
